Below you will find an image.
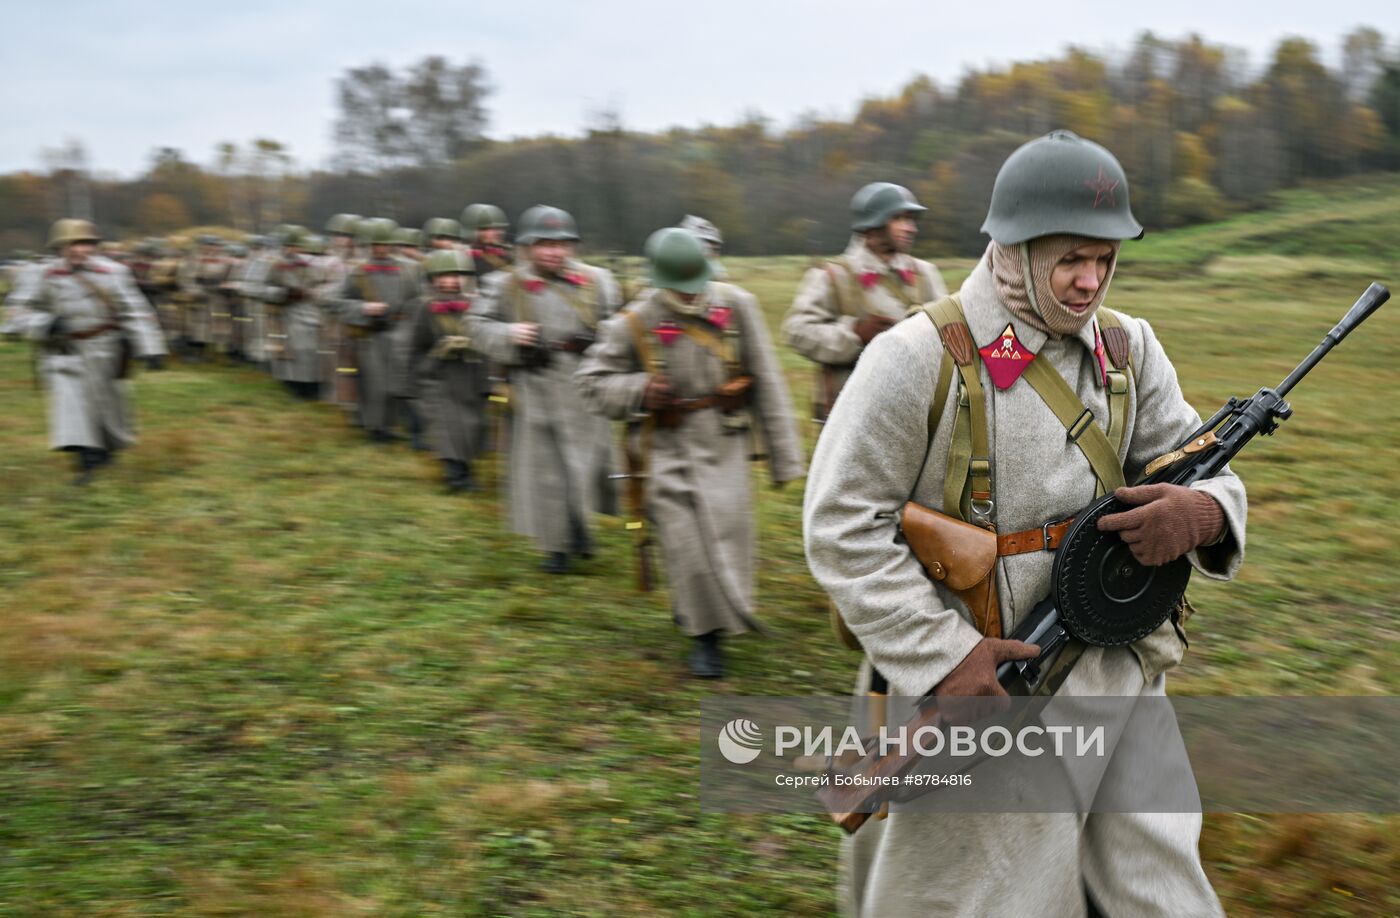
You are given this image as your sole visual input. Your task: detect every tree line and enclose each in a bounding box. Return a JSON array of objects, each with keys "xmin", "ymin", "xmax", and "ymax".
[{"xmin": 3, "ymin": 28, "xmax": 1398, "ymax": 257}]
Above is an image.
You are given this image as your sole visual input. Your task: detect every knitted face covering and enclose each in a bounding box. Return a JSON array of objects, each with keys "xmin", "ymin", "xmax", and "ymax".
[{"xmin": 990, "ymin": 235, "xmax": 1121, "ymax": 338}]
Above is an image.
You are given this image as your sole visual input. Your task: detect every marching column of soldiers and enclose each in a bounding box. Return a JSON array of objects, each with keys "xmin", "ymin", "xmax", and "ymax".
[{"xmin": 4, "ymin": 134, "xmax": 1253, "ymax": 914}]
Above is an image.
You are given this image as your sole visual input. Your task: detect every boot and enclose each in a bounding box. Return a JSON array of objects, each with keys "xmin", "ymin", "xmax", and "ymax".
[
  {"xmin": 542, "ymin": 552, "xmax": 568, "ymax": 575},
  {"xmin": 569, "ymin": 516, "xmax": 594, "ymax": 561},
  {"xmin": 71, "ymin": 447, "xmax": 107, "ymax": 486},
  {"xmin": 688, "ymin": 631, "xmax": 725, "ymax": 679}
]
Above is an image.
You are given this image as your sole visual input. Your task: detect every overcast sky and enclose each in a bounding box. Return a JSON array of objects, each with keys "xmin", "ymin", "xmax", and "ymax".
[{"xmin": 2, "ymin": 1, "xmax": 1390, "ymax": 177}]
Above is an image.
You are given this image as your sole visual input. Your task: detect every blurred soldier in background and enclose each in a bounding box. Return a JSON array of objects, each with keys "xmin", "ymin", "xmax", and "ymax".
[
  {"xmin": 462, "ymin": 204, "xmax": 512, "ymax": 280},
  {"xmin": 395, "ymin": 228, "xmax": 426, "ymax": 264},
  {"xmin": 236, "ymin": 233, "xmax": 280, "ymax": 369},
  {"xmin": 255, "ymin": 226, "xmax": 324, "ymax": 400},
  {"xmin": 783, "ymin": 182, "xmax": 948, "ymax": 426},
  {"xmin": 678, "ymin": 214, "xmax": 726, "ymax": 280},
  {"xmin": 317, "ymin": 214, "xmax": 361, "ymax": 409},
  {"xmin": 411, "ymin": 248, "xmax": 489, "ymax": 493},
  {"xmin": 223, "ymin": 242, "xmax": 249, "ymax": 362},
  {"xmin": 176, "ymin": 234, "xmax": 229, "ymax": 362},
  {"xmin": 423, "ymin": 218, "xmax": 467, "ymax": 254},
  {"xmin": 149, "ymin": 241, "xmax": 183, "ymax": 354},
  {"xmin": 333, "ymin": 218, "xmax": 419, "ymax": 442},
  {"xmin": 2, "ymin": 220, "xmax": 166, "ymax": 484},
  {"xmin": 469, "ymin": 205, "xmax": 620, "ymax": 574},
  {"xmin": 578, "ymin": 228, "xmax": 805, "ymax": 677}
]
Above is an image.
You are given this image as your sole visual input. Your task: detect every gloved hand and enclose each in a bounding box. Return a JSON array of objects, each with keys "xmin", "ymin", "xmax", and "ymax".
[
  {"xmin": 642, "ymin": 375, "xmax": 674, "ymax": 411},
  {"xmin": 932, "ymin": 637, "xmax": 1041, "ymax": 724},
  {"xmin": 145, "ymin": 355, "xmax": 165, "ymax": 372},
  {"xmin": 853, "ymin": 314, "xmax": 896, "ymax": 345},
  {"xmin": 568, "ymin": 332, "xmax": 595, "ymax": 353},
  {"xmin": 440, "ymin": 335, "xmax": 471, "ymax": 355},
  {"xmin": 47, "ymin": 315, "xmax": 67, "ymax": 340},
  {"xmin": 1096, "ymin": 483, "xmax": 1225, "ymax": 567}
]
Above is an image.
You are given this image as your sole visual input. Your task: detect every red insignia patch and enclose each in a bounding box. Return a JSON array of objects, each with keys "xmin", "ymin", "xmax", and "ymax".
[
  {"xmin": 654, "ymin": 321, "xmax": 683, "ymax": 347},
  {"xmin": 521, "ymin": 279, "xmax": 546, "ymax": 294},
  {"xmin": 362, "ymin": 263, "xmax": 401, "ymax": 274},
  {"xmin": 978, "ymin": 323, "xmax": 1037, "ymax": 390},
  {"xmin": 1093, "ymin": 324, "xmax": 1108, "ymax": 388},
  {"xmin": 563, "ymin": 272, "xmax": 588, "ymax": 287},
  {"xmin": 858, "ymin": 271, "xmax": 880, "ymax": 289},
  {"xmin": 896, "ymin": 267, "xmax": 915, "ymax": 285},
  {"xmin": 431, "ymin": 300, "xmax": 470, "ymax": 315},
  {"xmin": 706, "ymin": 304, "xmax": 732, "ymax": 330}
]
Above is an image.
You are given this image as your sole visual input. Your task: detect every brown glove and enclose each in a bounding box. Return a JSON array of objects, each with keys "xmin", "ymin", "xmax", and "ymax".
[
  {"xmin": 642, "ymin": 375, "xmax": 674, "ymax": 411},
  {"xmin": 853, "ymin": 314, "xmax": 897, "ymax": 345},
  {"xmin": 1096, "ymin": 484, "xmax": 1225, "ymax": 567},
  {"xmin": 931, "ymin": 638, "xmax": 1040, "ymax": 723}
]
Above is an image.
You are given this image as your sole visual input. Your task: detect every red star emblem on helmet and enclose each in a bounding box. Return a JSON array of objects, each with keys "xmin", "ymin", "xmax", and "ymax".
[{"xmin": 1084, "ymin": 167, "xmax": 1119, "ymax": 209}]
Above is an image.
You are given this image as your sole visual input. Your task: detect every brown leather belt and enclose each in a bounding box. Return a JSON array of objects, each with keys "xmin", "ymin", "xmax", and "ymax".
[
  {"xmin": 997, "ymin": 518, "xmax": 1074, "ymax": 556},
  {"xmin": 66, "ymin": 321, "xmax": 121, "ymax": 341}
]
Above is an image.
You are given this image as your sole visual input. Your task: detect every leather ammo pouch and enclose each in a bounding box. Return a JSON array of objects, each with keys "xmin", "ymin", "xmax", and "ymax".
[{"xmin": 898, "ymin": 501, "xmax": 1002, "ymax": 638}]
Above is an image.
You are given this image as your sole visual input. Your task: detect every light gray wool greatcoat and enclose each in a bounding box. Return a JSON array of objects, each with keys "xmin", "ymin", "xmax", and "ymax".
[
  {"xmin": 3, "ymin": 256, "xmax": 167, "ymax": 451},
  {"xmin": 468, "ymin": 260, "xmax": 621, "ymax": 555},
  {"xmin": 782, "ymin": 235, "xmax": 948, "ymax": 418},
  {"xmin": 410, "ymin": 294, "xmax": 489, "ymax": 464},
  {"xmin": 333, "ymin": 255, "xmax": 419, "ymax": 434},
  {"xmin": 576, "ymin": 284, "xmax": 807, "ymax": 635},
  {"xmin": 804, "ymin": 256, "xmax": 1245, "ymax": 917},
  {"xmin": 255, "ymin": 253, "xmax": 323, "ymax": 384}
]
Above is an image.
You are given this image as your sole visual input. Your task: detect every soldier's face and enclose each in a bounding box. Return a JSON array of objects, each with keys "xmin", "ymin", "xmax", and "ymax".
[
  {"xmin": 479, "ymin": 228, "xmax": 505, "ymax": 246},
  {"xmin": 371, "ymin": 244, "xmax": 391, "ymax": 260},
  {"xmin": 886, "ymin": 216, "xmax": 918, "ymax": 253},
  {"xmin": 433, "ymin": 273, "xmax": 463, "ymax": 294},
  {"xmin": 530, "ymin": 240, "xmax": 572, "ymax": 274},
  {"xmin": 64, "ymin": 242, "xmax": 96, "ymax": 265},
  {"xmin": 1050, "ymin": 242, "xmax": 1116, "ymax": 313}
]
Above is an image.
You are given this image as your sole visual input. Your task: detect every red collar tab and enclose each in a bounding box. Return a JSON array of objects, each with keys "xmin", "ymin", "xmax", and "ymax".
[
  {"xmin": 563, "ymin": 271, "xmax": 588, "ymax": 287},
  {"xmin": 858, "ymin": 271, "xmax": 880, "ymax": 289},
  {"xmin": 362, "ymin": 263, "xmax": 401, "ymax": 274},
  {"xmin": 654, "ymin": 321, "xmax": 683, "ymax": 347},
  {"xmin": 521, "ymin": 278, "xmax": 546, "ymax": 294},
  {"xmin": 705, "ymin": 304, "xmax": 732, "ymax": 330},
  {"xmin": 1093, "ymin": 324, "xmax": 1108, "ymax": 388},
  {"xmin": 431, "ymin": 299, "xmax": 471, "ymax": 314},
  {"xmin": 47, "ymin": 267, "xmax": 71, "ymax": 277},
  {"xmin": 896, "ymin": 267, "xmax": 915, "ymax": 285},
  {"xmin": 978, "ymin": 323, "xmax": 1037, "ymax": 390}
]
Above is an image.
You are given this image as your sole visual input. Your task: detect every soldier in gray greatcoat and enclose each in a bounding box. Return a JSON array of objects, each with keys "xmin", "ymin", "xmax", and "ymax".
[
  {"xmin": 783, "ymin": 183, "xmax": 949, "ymax": 426},
  {"xmin": 2, "ymin": 219, "xmax": 166, "ymax": 483},
  {"xmin": 332, "ymin": 218, "xmax": 420, "ymax": 443},
  {"xmin": 577, "ymin": 228, "xmax": 805, "ymax": 677},
  {"xmin": 468, "ymin": 205, "xmax": 620, "ymax": 574},
  {"xmin": 255, "ymin": 226, "xmax": 323, "ymax": 400},
  {"xmin": 804, "ymin": 132, "xmax": 1243, "ymax": 917},
  {"xmin": 411, "ymin": 248, "xmax": 489, "ymax": 492}
]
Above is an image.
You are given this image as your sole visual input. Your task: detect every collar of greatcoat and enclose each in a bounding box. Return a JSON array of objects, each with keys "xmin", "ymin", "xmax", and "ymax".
[
  {"xmin": 517, "ymin": 258, "xmax": 590, "ymax": 286},
  {"xmin": 959, "ymin": 255, "xmax": 1105, "ymax": 385},
  {"xmin": 842, "ymin": 235, "xmax": 921, "ymax": 280}
]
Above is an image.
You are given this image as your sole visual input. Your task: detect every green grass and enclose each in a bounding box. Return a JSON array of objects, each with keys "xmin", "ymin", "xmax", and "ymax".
[{"xmin": 1, "ymin": 180, "xmax": 1398, "ymax": 915}]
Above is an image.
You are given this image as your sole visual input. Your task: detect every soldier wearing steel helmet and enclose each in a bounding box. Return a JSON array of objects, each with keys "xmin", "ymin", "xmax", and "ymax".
[
  {"xmin": 577, "ymin": 227, "xmax": 805, "ymax": 677},
  {"xmin": 331, "ymin": 217, "xmax": 420, "ymax": 442},
  {"xmin": 462, "ymin": 204, "xmax": 512, "ymax": 280},
  {"xmin": 316, "ymin": 214, "xmax": 362, "ymax": 411},
  {"xmin": 804, "ymin": 131, "xmax": 1245, "ymax": 917},
  {"xmin": 2, "ymin": 219, "xmax": 166, "ymax": 484},
  {"xmin": 253, "ymin": 226, "xmax": 324, "ymax": 400},
  {"xmin": 176, "ymin": 233, "xmax": 231, "ymax": 362},
  {"xmin": 468, "ymin": 205, "xmax": 621, "ymax": 574},
  {"xmin": 783, "ymin": 182, "xmax": 949, "ymax": 427},
  {"xmin": 410, "ymin": 248, "xmax": 489, "ymax": 493}
]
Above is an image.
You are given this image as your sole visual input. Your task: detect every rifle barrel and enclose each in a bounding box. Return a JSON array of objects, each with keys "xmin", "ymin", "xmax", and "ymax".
[{"xmin": 1276, "ymin": 283, "xmax": 1389, "ymax": 398}]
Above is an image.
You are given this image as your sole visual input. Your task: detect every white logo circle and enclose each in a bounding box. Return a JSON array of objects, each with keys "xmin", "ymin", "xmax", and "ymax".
[{"xmin": 717, "ymin": 718, "xmax": 764, "ymax": 764}]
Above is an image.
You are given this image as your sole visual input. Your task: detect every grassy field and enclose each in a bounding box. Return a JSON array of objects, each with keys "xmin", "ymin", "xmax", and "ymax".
[{"xmin": 1, "ymin": 179, "xmax": 1398, "ymax": 916}]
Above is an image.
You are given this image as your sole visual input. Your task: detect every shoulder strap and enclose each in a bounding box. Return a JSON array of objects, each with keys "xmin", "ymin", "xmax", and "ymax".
[
  {"xmin": 503, "ymin": 270, "xmax": 530, "ymax": 323},
  {"xmin": 624, "ymin": 308, "xmax": 658, "ymax": 374},
  {"xmin": 1020, "ymin": 355, "xmax": 1127, "ymax": 495},
  {"xmin": 824, "ymin": 257, "xmax": 865, "ymax": 317},
  {"xmin": 920, "ymin": 294, "xmax": 991, "ymax": 525},
  {"xmin": 1095, "ymin": 309, "xmax": 1134, "ymax": 457},
  {"xmin": 70, "ymin": 269, "xmax": 121, "ymax": 322}
]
